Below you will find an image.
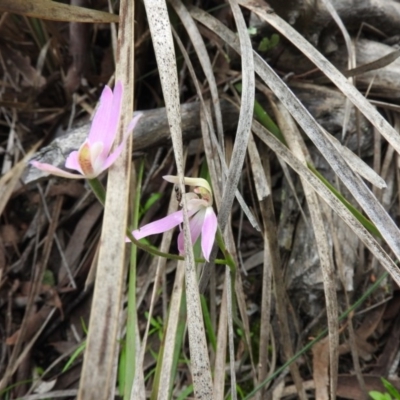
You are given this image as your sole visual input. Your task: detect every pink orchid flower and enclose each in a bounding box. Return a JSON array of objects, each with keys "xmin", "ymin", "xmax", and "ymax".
[
  {"xmin": 132, "ymin": 175, "xmax": 218, "ymax": 261},
  {"xmin": 30, "ymin": 81, "xmax": 141, "ymax": 179}
]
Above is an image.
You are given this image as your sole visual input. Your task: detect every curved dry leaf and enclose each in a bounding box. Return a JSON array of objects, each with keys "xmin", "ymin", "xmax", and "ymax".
[
  {"xmin": 77, "ymin": 1, "xmax": 134, "ymax": 399},
  {"xmin": 277, "ymin": 103, "xmax": 338, "ymax": 400},
  {"xmin": 312, "ymin": 337, "xmax": 330, "ymax": 400},
  {"xmin": 168, "ymin": 0, "xmax": 225, "ymax": 148},
  {"xmin": 241, "ymin": 0, "xmax": 400, "ymax": 156},
  {"xmin": 0, "ymin": 0, "xmax": 119, "ymax": 23},
  {"xmin": 323, "ymin": 130, "xmax": 387, "ymax": 189},
  {"xmin": 158, "ymin": 262, "xmax": 185, "ymax": 400},
  {"xmin": 252, "ymin": 119, "xmax": 400, "ymax": 287},
  {"xmin": 143, "ymin": 0, "xmax": 213, "ymax": 398},
  {"xmin": 217, "ymin": 0, "xmax": 255, "ymax": 232}
]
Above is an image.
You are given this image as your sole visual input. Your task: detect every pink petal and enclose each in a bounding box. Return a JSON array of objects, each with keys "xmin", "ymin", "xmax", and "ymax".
[
  {"xmin": 177, "ymin": 231, "xmax": 184, "ymax": 255},
  {"xmin": 201, "ymin": 207, "xmax": 218, "ymax": 261},
  {"xmin": 100, "ymin": 114, "xmax": 142, "ymax": 172},
  {"xmin": 65, "ymin": 151, "xmax": 83, "ymax": 174},
  {"xmin": 177, "ymin": 208, "xmax": 206, "ymax": 255},
  {"xmin": 102, "ymin": 81, "xmax": 123, "ymax": 156},
  {"xmin": 132, "ymin": 210, "xmax": 184, "ymax": 240},
  {"xmin": 87, "ymin": 85, "xmax": 113, "ymax": 145},
  {"xmin": 126, "ymin": 113, "xmax": 142, "ymax": 135},
  {"xmin": 30, "ymin": 161, "xmax": 84, "ymax": 179},
  {"xmin": 101, "ymin": 141, "xmax": 125, "ymax": 171}
]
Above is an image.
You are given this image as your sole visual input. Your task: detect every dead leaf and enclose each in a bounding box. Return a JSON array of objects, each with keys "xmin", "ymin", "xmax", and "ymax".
[
  {"xmin": 0, "ymin": 0, "xmax": 119, "ymax": 23},
  {"xmin": 47, "ymin": 181, "xmax": 85, "ymax": 198},
  {"xmin": 0, "ymin": 44, "xmax": 46, "ymax": 87},
  {"xmin": 337, "ymin": 375, "xmax": 400, "ymax": 400},
  {"xmin": 312, "ymin": 336, "xmax": 329, "ymax": 400},
  {"xmin": 6, "ymin": 304, "xmax": 54, "ymax": 345},
  {"xmin": 0, "ymin": 224, "xmax": 19, "ymax": 247}
]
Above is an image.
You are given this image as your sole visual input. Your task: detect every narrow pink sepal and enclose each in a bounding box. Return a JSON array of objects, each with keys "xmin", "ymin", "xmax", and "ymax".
[
  {"xmin": 101, "ymin": 113, "xmax": 142, "ymax": 172},
  {"xmin": 101, "ymin": 141, "xmax": 125, "ymax": 171},
  {"xmin": 30, "ymin": 161, "xmax": 84, "ymax": 179},
  {"xmin": 177, "ymin": 230, "xmax": 184, "ymax": 255},
  {"xmin": 87, "ymin": 85, "xmax": 113, "ymax": 144},
  {"xmin": 201, "ymin": 207, "xmax": 218, "ymax": 261},
  {"xmin": 132, "ymin": 210, "xmax": 184, "ymax": 240},
  {"xmin": 177, "ymin": 208, "xmax": 205, "ymax": 256},
  {"xmin": 189, "ymin": 208, "xmax": 206, "ymax": 245},
  {"xmin": 102, "ymin": 81, "xmax": 123, "ymax": 155}
]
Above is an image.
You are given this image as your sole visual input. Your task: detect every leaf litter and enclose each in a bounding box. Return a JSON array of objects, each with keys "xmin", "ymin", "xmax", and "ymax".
[{"xmin": 1, "ymin": 0, "xmax": 400, "ymax": 399}]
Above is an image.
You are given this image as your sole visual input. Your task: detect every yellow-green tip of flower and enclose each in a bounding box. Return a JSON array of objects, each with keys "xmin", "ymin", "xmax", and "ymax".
[{"xmin": 163, "ymin": 175, "xmax": 212, "ymax": 194}]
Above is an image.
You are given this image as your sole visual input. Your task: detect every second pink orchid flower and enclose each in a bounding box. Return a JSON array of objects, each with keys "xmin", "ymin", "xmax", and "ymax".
[{"xmin": 132, "ymin": 176, "xmax": 218, "ymax": 261}]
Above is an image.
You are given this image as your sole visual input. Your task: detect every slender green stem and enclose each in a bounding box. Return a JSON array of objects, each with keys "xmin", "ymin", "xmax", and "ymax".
[
  {"xmin": 215, "ymin": 227, "xmax": 236, "ymax": 271},
  {"xmin": 123, "ymin": 160, "xmax": 144, "ymax": 399},
  {"xmin": 88, "ymin": 178, "xmax": 106, "ymax": 204},
  {"xmin": 215, "ymin": 227, "xmax": 244, "ymax": 331}
]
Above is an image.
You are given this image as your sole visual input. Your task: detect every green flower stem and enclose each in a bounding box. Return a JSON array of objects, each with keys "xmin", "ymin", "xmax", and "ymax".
[
  {"xmin": 87, "ymin": 177, "xmax": 230, "ymax": 265},
  {"xmin": 216, "ymin": 227, "xmax": 236, "ymax": 272},
  {"xmin": 215, "ymin": 227, "xmax": 243, "ymax": 329},
  {"xmin": 88, "ymin": 178, "xmax": 106, "ymax": 204}
]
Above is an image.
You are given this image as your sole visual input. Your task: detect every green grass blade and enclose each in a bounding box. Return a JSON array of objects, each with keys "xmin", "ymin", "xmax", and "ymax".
[{"xmin": 121, "ymin": 159, "xmax": 145, "ymax": 398}]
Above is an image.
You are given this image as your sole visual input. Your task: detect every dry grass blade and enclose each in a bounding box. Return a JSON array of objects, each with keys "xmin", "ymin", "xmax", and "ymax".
[
  {"xmin": 255, "ymin": 167, "xmax": 308, "ymax": 399},
  {"xmin": 77, "ymin": 0, "xmax": 135, "ymax": 398},
  {"xmin": 276, "ymin": 103, "xmax": 339, "ymax": 400},
  {"xmin": 200, "ymin": 107, "xmax": 228, "ymax": 400},
  {"xmin": 312, "ymin": 337, "xmax": 330, "ymax": 400},
  {"xmin": 256, "ymin": 166, "xmax": 273, "ymax": 398},
  {"xmin": 168, "ymin": 0, "xmax": 225, "ymax": 149},
  {"xmin": 319, "ymin": 0, "xmax": 355, "ymax": 140},
  {"xmin": 246, "ymin": 136, "xmax": 273, "ymax": 398},
  {"xmin": 217, "ymin": 0, "xmax": 255, "ymax": 231},
  {"xmin": 247, "ymin": 133, "xmax": 270, "ymax": 200},
  {"xmin": 0, "ymin": 0, "xmax": 119, "ymax": 23},
  {"xmin": 251, "ymin": 119, "xmax": 400, "ymax": 287},
  {"xmin": 334, "ymin": 49, "xmax": 400, "ymax": 79},
  {"xmin": 243, "ymin": 0, "xmax": 400, "ymax": 154},
  {"xmin": 188, "ymin": 9, "xmax": 308, "ymax": 395},
  {"xmin": 143, "ymin": 0, "xmax": 213, "ymax": 397},
  {"xmin": 208, "ymin": 1, "xmax": 254, "ymax": 396},
  {"xmin": 213, "ymin": 280, "xmax": 228, "ymax": 400},
  {"xmin": 324, "ymin": 132, "xmax": 387, "ymax": 189},
  {"xmin": 196, "ymin": 2, "xmax": 400, "ymax": 270},
  {"xmin": 0, "ymin": 144, "xmax": 39, "ymax": 217},
  {"xmin": 157, "ymin": 262, "xmax": 184, "ymax": 400}
]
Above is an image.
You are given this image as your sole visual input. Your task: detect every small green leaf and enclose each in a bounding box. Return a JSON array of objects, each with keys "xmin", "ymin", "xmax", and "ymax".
[
  {"xmin": 258, "ymin": 37, "xmax": 270, "ymax": 52},
  {"xmin": 258, "ymin": 34, "xmax": 279, "ymax": 52},
  {"xmin": 369, "ymin": 391, "xmax": 388, "ymax": 400},
  {"xmin": 62, "ymin": 341, "xmax": 86, "ymax": 372},
  {"xmin": 382, "ymin": 378, "xmax": 400, "ymax": 399},
  {"xmin": 270, "ymin": 33, "xmax": 280, "ymax": 48},
  {"xmin": 248, "ymin": 27, "xmax": 257, "ymax": 35},
  {"xmin": 140, "ymin": 193, "xmax": 163, "ymax": 218}
]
